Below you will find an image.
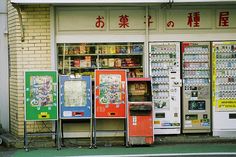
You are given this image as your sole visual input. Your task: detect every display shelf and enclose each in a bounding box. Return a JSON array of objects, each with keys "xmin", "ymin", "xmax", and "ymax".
[
  {"xmin": 216, "ymin": 82, "xmax": 236, "ymax": 85},
  {"xmin": 151, "ymin": 58, "xmax": 176, "ymax": 62},
  {"xmin": 57, "ymin": 42, "xmax": 144, "ymax": 78},
  {"xmin": 183, "ymin": 52, "xmax": 209, "ymax": 55},
  {"xmin": 216, "ymin": 58, "xmax": 236, "ymax": 61},
  {"xmin": 216, "ymin": 75, "xmax": 236, "ymax": 78},
  {"xmin": 216, "ymin": 67, "xmax": 236, "ymax": 70},
  {"xmin": 183, "ymin": 83, "xmax": 209, "ymax": 86},
  {"xmin": 183, "ymin": 60, "xmax": 209, "ymax": 63},
  {"xmin": 183, "ymin": 76, "xmax": 209, "ymax": 79},
  {"xmin": 183, "ymin": 68, "xmax": 209, "ymax": 71}
]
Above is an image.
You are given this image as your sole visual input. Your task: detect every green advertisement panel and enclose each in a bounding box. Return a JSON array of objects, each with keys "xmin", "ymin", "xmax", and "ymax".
[{"xmin": 25, "ymin": 71, "xmax": 58, "ymax": 121}]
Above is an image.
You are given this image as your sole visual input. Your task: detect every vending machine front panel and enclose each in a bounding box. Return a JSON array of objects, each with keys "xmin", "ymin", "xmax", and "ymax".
[
  {"xmin": 182, "ymin": 42, "xmax": 211, "ymax": 133},
  {"xmin": 212, "ymin": 41, "xmax": 236, "ymax": 137},
  {"xmin": 24, "ymin": 71, "xmax": 58, "ymax": 121},
  {"xmin": 59, "ymin": 75, "xmax": 92, "ymax": 119},
  {"xmin": 95, "ymin": 69, "xmax": 127, "ymax": 118},
  {"xmin": 149, "ymin": 42, "xmax": 181, "ymax": 135}
]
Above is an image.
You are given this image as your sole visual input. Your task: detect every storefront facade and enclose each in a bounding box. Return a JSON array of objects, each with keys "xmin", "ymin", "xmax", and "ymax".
[{"xmin": 8, "ymin": 0, "xmax": 236, "ymax": 137}]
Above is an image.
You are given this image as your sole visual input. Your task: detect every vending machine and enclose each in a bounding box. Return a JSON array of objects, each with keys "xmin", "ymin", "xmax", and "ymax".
[
  {"xmin": 182, "ymin": 42, "xmax": 211, "ymax": 133},
  {"xmin": 94, "ymin": 69, "xmax": 128, "ymax": 146},
  {"xmin": 24, "ymin": 71, "xmax": 58, "ymax": 121},
  {"xmin": 149, "ymin": 42, "xmax": 182, "ymax": 135},
  {"xmin": 127, "ymin": 78, "xmax": 153, "ymax": 145},
  {"xmin": 94, "ymin": 69, "xmax": 127, "ymax": 118},
  {"xmin": 59, "ymin": 75, "xmax": 92, "ymax": 119},
  {"xmin": 24, "ymin": 70, "xmax": 60, "ymax": 151},
  {"xmin": 212, "ymin": 41, "xmax": 236, "ymax": 137}
]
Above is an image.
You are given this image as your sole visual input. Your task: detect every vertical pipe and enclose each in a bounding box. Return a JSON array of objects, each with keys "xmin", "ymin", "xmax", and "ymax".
[{"xmin": 144, "ymin": 5, "xmax": 149, "ymax": 77}]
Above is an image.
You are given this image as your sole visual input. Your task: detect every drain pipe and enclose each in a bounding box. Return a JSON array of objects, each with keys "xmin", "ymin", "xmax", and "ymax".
[
  {"xmin": 13, "ymin": 4, "xmax": 24, "ymax": 42},
  {"xmin": 144, "ymin": 5, "xmax": 149, "ymax": 78}
]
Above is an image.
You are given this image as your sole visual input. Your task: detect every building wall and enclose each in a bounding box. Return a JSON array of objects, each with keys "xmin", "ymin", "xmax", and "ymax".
[
  {"xmin": 8, "ymin": 2, "xmax": 51, "ymax": 136},
  {"xmin": 0, "ymin": 0, "xmax": 9, "ymax": 131}
]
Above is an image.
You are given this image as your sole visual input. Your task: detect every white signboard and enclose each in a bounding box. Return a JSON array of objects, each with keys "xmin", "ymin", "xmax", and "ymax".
[
  {"xmin": 11, "ymin": 0, "xmax": 169, "ymax": 4},
  {"xmin": 109, "ymin": 9, "xmax": 156, "ymax": 30},
  {"xmin": 58, "ymin": 10, "xmax": 106, "ymax": 31},
  {"xmin": 166, "ymin": 9, "xmax": 212, "ymax": 30},
  {"xmin": 57, "ymin": 8, "xmax": 157, "ymax": 31},
  {"xmin": 216, "ymin": 9, "xmax": 236, "ymax": 29}
]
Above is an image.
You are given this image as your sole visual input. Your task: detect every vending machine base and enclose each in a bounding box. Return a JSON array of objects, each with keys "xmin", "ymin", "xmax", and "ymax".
[
  {"xmin": 128, "ymin": 104, "xmax": 153, "ymax": 145},
  {"xmin": 24, "ymin": 120, "xmax": 61, "ymax": 151},
  {"xmin": 154, "ymin": 129, "xmax": 180, "ymax": 135}
]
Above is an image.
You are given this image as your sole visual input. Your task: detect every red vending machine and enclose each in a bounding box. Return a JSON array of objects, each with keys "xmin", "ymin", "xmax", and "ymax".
[
  {"xmin": 127, "ymin": 78, "xmax": 153, "ymax": 145},
  {"xmin": 94, "ymin": 69, "xmax": 128, "ymax": 146}
]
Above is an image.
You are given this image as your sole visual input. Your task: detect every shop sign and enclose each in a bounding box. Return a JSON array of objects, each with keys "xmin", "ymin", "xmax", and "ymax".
[
  {"xmin": 216, "ymin": 9, "xmax": 236, "ymax": 29},
  {"xmin": 58, "ymin": 10, "xmax": 106, "ymax": 31},
  {"xmin": 166, "ymin": 9, "xmax": 212, "ymax": 29},
  {"xmin": 109, "ymin": 9, "xmax": 156, "ymax": 30},
  {"xmin": 57, "ymin": 9, "xmax": 156, "ymax": 31}
]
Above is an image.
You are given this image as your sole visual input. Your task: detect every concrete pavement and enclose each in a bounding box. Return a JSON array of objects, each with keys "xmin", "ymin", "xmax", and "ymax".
[{"xmin": 2, "ymin": 143, "xmax": 236, "ymax": 157}]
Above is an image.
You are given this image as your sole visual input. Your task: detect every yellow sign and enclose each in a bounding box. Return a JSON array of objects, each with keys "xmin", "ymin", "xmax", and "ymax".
[
  {"xmin": 218, "ymin": 100, "xmax": 236, "ymax": 109},
  {"xmin": 38, "ymin": 112, "xmax": 50, "ymax": 119},
  {"xmin": 154, "ymin": 120, "xmax": 160, "ymax": 124},
  {"xmin": 192, "ymin": 120, "xmax": 200, "ymax": 124}
]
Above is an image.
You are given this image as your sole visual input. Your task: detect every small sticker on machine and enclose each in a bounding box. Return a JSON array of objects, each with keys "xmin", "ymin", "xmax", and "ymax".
[{"xmin": 63, "ymin": 111, "xmax": 72, "ymax": 117}]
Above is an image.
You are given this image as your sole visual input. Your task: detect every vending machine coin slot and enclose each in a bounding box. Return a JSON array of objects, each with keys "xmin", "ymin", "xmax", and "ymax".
[
  {"xmin": 185, "ymin": 114, "xmax": 198, "ymax": 120},
  {"xmin": 72, "ymin": 111, "xmax": 84, "ymax": 117},
  {"xmin": 155, "ymin": 113, "xmax": 165, "ymax": 118},
  {"xmin": 130, "ymin": 104, "xmax": 152, "ymax": 116},
  {"xmin": 109, "ymin": 112, "xmax": 116, "ymax": 116}
]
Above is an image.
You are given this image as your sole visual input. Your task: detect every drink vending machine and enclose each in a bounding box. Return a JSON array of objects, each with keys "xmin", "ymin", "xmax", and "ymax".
[
  {"xmin": 182, "ymin": 42, "xmax": 211, "ymax": 133},
  {"xmin": 94, "ymin": 69, "xmax": 128, "ymax": 146},
  {"xmin": 212, "ymin": 41, "xmax": 236, "ymax": 137},
  {"xmin": 149, "ymin": 42, "xmax": 182, "ymax": 135},
  {"xmin": 127, "ymin": 78, "xmax": 153, "ymax": 145}
]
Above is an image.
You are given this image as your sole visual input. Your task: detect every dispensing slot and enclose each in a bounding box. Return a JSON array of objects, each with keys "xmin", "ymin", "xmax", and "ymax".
[{"xmin": 229, "ymin": 113, "xmax": 236, "ymax": 119}]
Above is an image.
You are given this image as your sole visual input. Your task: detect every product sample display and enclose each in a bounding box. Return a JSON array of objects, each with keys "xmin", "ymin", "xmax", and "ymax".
[
  {"xmin": 149, "ymin": 42, "xmax": 182, "ymax": 134},
  {"xmin": 57, "ymin": 43, "xmax": 144, "ymax": 78},
  {"xmin": 24, "ymin": 71, "xmax": 58, "ymax": 121},
  {"xmin": 127, "ymin": 78, "xmax": 153, "ymax": 145},
  {"xmin": 182, "ymin": 42, "xmax": 211, "ymax": 133},
  {"xmin": 212, "ymin": 41, "xmax": 236, "ymax": 137},
  {"xmin": 59, "ymin": 75, "xmax": 92, "ymax": 119}
]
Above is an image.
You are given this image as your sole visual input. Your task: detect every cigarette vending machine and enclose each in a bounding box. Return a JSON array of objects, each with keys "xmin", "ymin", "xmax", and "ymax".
[
  {"xmin": 212, "ymin": 41, "xmax": 236, "ymax": 137},
  {"xmin": 182, "ymin": 42, "xmax": 211, "ymax": 133},
  {"xmin": 149, "ymin": 42, "xmax": 182, "ymax": 135},
  {"xmin": 94, "ymin": 69, "xmax": 128, "ymax": 146},
  {"xmin": 127, "ymin": 78, "xmax": 153, "ymax": 145}
]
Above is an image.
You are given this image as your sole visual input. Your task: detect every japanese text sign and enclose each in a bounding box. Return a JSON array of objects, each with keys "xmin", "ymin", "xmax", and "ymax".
[{"xmin": 166, "ymin": 9, "xmax": 212, "ymax": 29}]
